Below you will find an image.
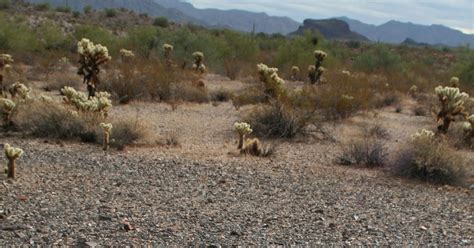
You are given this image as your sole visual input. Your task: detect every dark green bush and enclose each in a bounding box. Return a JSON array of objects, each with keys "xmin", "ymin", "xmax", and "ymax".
[
  {"xmin": 153, "ymin": 17, "xmax": 169, "ymax": 28},
  {"xmin": 353, "ymin": 44, "xmax": 404, "ymax": 73},
  {"xmin": 105, "ymin": 8, "xmax": 117, "ymax": 18},
  {"xmin": 55, "ymin": 6, "xmax": 71, "ymax": 13},
  {"xmin": 35, "ymin": 3, "xmax": 50, "ymax": 11},
  {"xmin": 0, "ymin": 0, "xmax": 11, "ymax": 9}
]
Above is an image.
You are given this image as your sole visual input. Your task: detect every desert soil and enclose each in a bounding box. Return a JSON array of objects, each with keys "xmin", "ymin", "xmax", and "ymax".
[{"xmin": 1, "ymin": 75, "xmax": 473, "ymax": 246}]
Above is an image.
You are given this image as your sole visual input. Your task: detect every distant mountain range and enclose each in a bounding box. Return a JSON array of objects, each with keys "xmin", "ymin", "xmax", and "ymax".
[
  {"xmin": 291, "ymin": 19, "xmax": 369, "ymax": 42},
  {"xmin": 25, "ymin": 0, "xmax": 474, "ymax": 47},
  {"xmin": 152, "ymin": 0, "xmax": 300, "ymax": 34},
  {"xmin": 337, "ymin": 17, "xmax": 474, "ymax": 48}
]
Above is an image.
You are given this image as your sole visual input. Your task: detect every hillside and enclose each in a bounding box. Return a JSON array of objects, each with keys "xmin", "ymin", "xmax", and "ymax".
[
  {"xmin": 24, "ymin": 0, "xmax": 205, "ymax": 25},
  {"xmin": 291, "ymin": 19, "xmax": 369, "ymax": 41},
  {"xmin": 153, "ymin": 0, "xmax": 300, "ymax": 34},
  {"xmin": 338, "ymin": 17, "xmax": 474, "ymax": 47}
]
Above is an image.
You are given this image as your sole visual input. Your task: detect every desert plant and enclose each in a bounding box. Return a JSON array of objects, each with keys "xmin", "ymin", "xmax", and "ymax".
[
  {"xmin": 4, "ymin": 143, "xmax": 23, "ymax": 179},
  {"xmin": 120, "ymin": 49, "xmax": 135, "ymax": 62},
  {"xmin": 408, "ymin": 85, "xmax": 418, "ymax": 98},
  {"xmin": 434, "ymin": 86, "xmax": 469, "ymax": 133},
  {"xmin": 8, "ymin": 82, "xmax": 30, "ymax": 100},
  {"xmin": 153, "ymin": 17, "xmax": 169, "ymax": 28},
  {"xmin": 308, "ymin": 50, "xmax": 327, "ymax": 84},
  {"xmin": 77, "ymin": 38, "xmax": 112, "ymax": 98},
  {"xmin": 192, "ymin": 51, "xmax": 206, "ymax": 73},
  {"xmin": 291, "ymin": 66, "xmax": 300, "ymax": 81},
  {"xmin": 341, "ymin": 70, "xmax": 351, "ymax": 76},
  {"xmin": 392, "ymin": 129, "xmax": 467, "ymax": 185},
  {"xmin": 99, "ymin": 122, "xmax": 113, "ymax": 151},
  {"xmin": 450, "ymin": 76, "xmax": 460, "ymax": 88},
  {"xmin": 338, "ymin": 128, "xmax": 387, "ymax": 167},
  {"xmin": 0, "ymin": 54, "xmax": 13, "ymax": 95},
  {"xmin": 61, "ymin": 86, "xmax": 112, "ymax": 118},
  {"xmin": 257, "ymin": 63, "xmax": 285, "ymax": 99},
  {"xmin": 0, "ymin": 97, "xmax": 15, "ymax": 126},
  {"xmin": 163, "ymin": 43, "xmax": 174, "ymax": 67},
  {"xmin": 234, "ymin": 122, "xmax": 252, "ymax": 149},
  {"xmin": 463, "ymin": 114, "xmax": 474, "ymax": 147},
  {"xmin": 233, "ymin": 122, "xmax": 268, "ymax": 156}
]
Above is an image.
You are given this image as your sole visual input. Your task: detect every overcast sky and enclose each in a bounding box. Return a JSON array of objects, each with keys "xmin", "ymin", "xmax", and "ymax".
[{"xmin": 185, "ymin": 0, "xmax": 474, "ymax": 34}]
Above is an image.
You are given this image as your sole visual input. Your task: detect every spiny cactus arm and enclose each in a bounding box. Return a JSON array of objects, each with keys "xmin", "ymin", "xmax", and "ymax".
[
  {"xmin": 450, "ymin": 77, "xmax": 460, "ymax": 88},
  {"xmin": 412, "ymin": 129, "xmax": 435, "ymax": 141},
  {"xmin": 4, "ymin": 143, "xmax": 24, "ymax": 179},
  {"xmin": 234, "ymin": 122, "xmax": 252, "ymax": 149}
]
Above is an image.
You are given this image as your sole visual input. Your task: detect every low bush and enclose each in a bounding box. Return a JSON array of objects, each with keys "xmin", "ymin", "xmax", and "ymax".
[
  {"xmin": 109, "ymin": 118, "xmax": 148, "ymax": 150},
  {"xmin": 338, "ymin": 129, "xmax": 387, "ymax": 167},
  {"xmin": 153, "ymin": 17, "xmax": 169, "ymax": 28},
  {"xmin": 210, "ymin": 88, "xmax": 233, "ymax": 102},
  {"xmin": 392, "ymin": 129, "xmax": 467, "ymax": 186},
  {"xmin": 244, "ymin": 101, "xmax": 308, "ymax": 138}
]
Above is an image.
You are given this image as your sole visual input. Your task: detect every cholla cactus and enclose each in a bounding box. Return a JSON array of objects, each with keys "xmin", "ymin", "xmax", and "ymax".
[
  {"xmin": 233, "ymin": 122, "xmax": 266, "ymax": 156},
  {"xmin": 234, "ymin": 122, "xmax": 252, "ymax": 149},
  {"xmin": 192, "ymin": 51, "xmax": 206, "ymax": 73},
  {"xmin": 435, "ymin": 86, "xmax": 469, "ymax": 133},
  {"xmin": 463, "ymin": 115, "xmax": 474, "ymax": 147},
  {"xmin": 342, "ymin": 70, "xmax": 351, "ymax": 76},
  {"xmin": 0, "ymin": 98, "xmax": 15, "ymax": 125},
  {"xmin": 408, "ymin": 85, "xmax": 418, "ymax": 98},
  {"xmin": 291, "ymin": 66, "xmax": 300, "ymax": 81},
  {"xmin": 99, "ymin": 122, "xmax": 113, "ymax": 151},
  {"xmin": 8, "ymin": 82, "xmax": 31, "ymax": 100},
  {"xmin": 4, "ymin": 143, "xmax": 23, "ymax": 179},
  {"xmin": 450, "ymin": 77, "xmax": 460, "ymax": 88},
  {"xmin": 412, "ymin": 129, "xmax": 435, "ymax": 141},
  {"xmin": 163, "ymin": 43, "xmax": 174, "ymax": 67},
  {"xmin": 61, "ymin": 86, "xmax": 112, "ymax": 117},
  {"xmin": 120, "ymin": 49, "xmax": 135, "ymax": 62},
  {"xmin": 0, "ymin": 54, "xmax": 13, "ymax": 96},
  {"xmin": 309, "ymin": 50, "xmax": 327, "ymax": 84},
  {"xmin": 77, "ymin": 38, "xmax": 112, "ymax": 98},
  {"xmin": 257, "ymin": 63, "xmax": 285, "ymax": 98}
]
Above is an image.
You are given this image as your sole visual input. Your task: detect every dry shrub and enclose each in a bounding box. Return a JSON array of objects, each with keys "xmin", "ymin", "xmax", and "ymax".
[
  {"xmin": 210, "ymin": 88, "xmax": 233, "ymax": 102},
  {"xmin": 14, "ymin": 101, "xmax": 98, "ymax": 142},
  {"xmin": 392, "ymin": 135, "xmax": 468, "ymax": 186},
  {"xmin": 14, "ymin": 100, "xmax": 148, "ymax": 149},
  {"xmin": 44, "ymin": 71, "xmax": 82, "ymax": 92},
  {"xmin": 109, "ymin": 118, "xmax": 148, "ymax": 150},
  {"xmin": 244, "ymin": 101, "xmax": 307, "ymax": 138},
  {"xmin": 102, "ymin": 59, "xmax": 203, "ymax": 104},
  {"xmin": 337, "ymin": 128, "xmax": 388, "ymax": 167},
  {"xmin": 232, "ymin": 85, "xmax": 266, "ymax": 109},
  {"xmin": 298, "ymin": 71, "xmax": 372, "ymax": 121},
  {"xmin": 372, "ymin": 91, "xmax": 401, "ymax": 108},
  {"xmin": 164, "ymin": 129, "xmax": 180, "ymax": 147},
  {"xmin": 413, "ymin": 105, "xmax": 427, "ymax": 116}
]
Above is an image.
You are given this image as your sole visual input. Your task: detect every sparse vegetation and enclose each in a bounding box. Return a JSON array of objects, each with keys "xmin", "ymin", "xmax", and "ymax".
[{"xmin": 392, "ymin": 129, "xmax": 468, "ymax": 186}]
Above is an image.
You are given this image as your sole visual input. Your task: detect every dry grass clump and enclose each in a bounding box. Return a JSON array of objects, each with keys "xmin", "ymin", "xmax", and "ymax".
[
  {"xmin": 210, "ymin": 88, "xmax": 233, "ymax": 102},
  {"xmin": 102, "ymin": 59, "xmax": 204, "ymax": 104},
  {"xmin": 108, "ymin": 118, "xmax": 148, "ymax": 150},
  {"xmin": 392, "ymin": 129, "xmax": 468, "ymax": 186},
  {"xmin": 337, "ymin": 127, "xmax": 388, "ymax": 167},
  {"xmin": 244, "ymin": 101, "xmax": 307, "ymax": 139}
]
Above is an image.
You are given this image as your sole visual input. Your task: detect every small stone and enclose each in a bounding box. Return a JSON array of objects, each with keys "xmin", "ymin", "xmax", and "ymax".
[
  {"xmin": 419, "ymin": 225, "xmax": 428, "ymax": 231},
  {"xmin": 85, "ymin": 241, "xmax": 98, "ymax": 247},
  {"xmin": 99, "ymin": 215, "xmax": 112, "ymax": 221}
]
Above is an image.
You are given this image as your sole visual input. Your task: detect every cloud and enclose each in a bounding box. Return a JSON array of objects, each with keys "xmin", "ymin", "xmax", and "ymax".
[{"xmin": 186, "ymin": 0, "xmax": 474, "ymax": 34}]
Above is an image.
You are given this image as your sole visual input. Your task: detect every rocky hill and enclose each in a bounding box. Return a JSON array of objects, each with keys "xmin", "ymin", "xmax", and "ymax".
[
  {"xmin": 291, "ymin": 19, "xmax": 369, "ymax": 41},
  {"xmin": 338, "ymin": 17, "xmax": 474, "ymax": 47}
]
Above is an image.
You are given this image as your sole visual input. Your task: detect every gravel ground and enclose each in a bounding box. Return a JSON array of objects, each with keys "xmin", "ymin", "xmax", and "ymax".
[
  {"xmin": 1, "ymin": 138, "xmax": 472, "ymax": 246},
  {"xmin": 1, "ymin": 76, "xmax": 473, "ymax": 246}
]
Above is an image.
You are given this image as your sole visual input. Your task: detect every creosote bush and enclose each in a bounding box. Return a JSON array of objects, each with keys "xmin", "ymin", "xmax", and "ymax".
[{"xmin": 392, "ymin": 129, "xmax": 468, "ymax": 186}]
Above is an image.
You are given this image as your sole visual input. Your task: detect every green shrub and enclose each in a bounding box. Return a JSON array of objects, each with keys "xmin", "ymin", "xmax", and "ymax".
[
  {"xmin": 105, "ymin": 8, "xmax": 117, "ymax": 18},
  {"xmin": 353, "ymin": 44, "xmax": 403, "ymax": 73},
  {"xmin": 83, "ymin": 5, "xmax": 92, "ymax": 14},
  {"xmin": 72, "ymin": 11, "xmax": 80, "ymax": 18},
  {"xmin": 124, "ymin": 26, "xmax": 159, "ymax": 58},
  {"xmin": 153, "ymin": 17, "xmax": 169, "ymax": 28},
  {"xmin": 55, "ymin": 6, "xmax": 71, "ymax": 13},
  {"xmin": 35, "ymin": 3, "xmax": 50, "ymax": 11},
  {"xmin": 0, "ymin": 0, "xmax": 10, "ymax": 9}
]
